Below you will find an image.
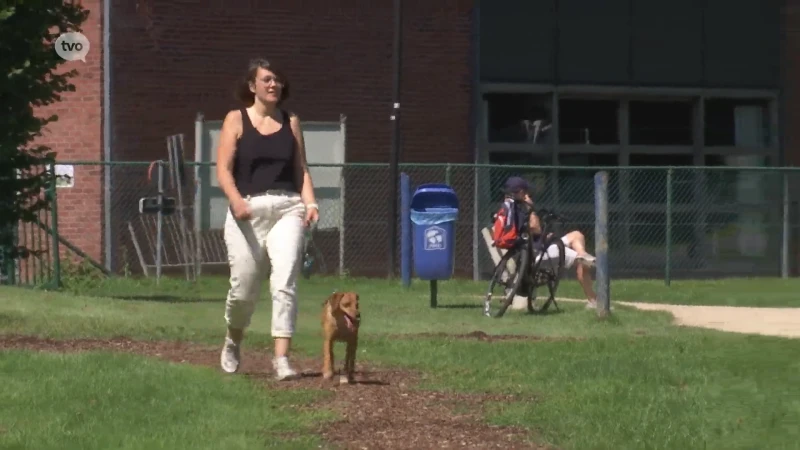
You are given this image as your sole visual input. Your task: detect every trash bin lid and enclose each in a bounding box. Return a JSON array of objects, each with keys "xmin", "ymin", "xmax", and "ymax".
[{"xmin": 411, "ymin": 183, "xmax": 458, "ymax": 210}]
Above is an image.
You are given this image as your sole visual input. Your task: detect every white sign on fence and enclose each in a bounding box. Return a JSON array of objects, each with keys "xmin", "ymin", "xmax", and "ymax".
[{"xmin": 54, "ymin": 164, "xmax": 74, "ymax": 188}]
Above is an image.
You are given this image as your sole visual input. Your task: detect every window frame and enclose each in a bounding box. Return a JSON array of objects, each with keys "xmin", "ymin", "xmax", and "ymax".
[{"xmin": 478, "ymin": 83, "xmax": 780, "ymax": 221}]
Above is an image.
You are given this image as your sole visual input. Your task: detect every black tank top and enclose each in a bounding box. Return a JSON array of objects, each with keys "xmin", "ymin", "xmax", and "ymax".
[{"xmin": 232, "ymin": 108, "xmax": 298, "ymax": 196}]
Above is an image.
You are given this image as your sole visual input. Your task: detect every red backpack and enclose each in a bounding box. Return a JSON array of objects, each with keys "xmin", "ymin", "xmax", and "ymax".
[{"xmin": 491, "ymin": 199, "xmax": 519, "ymax": 249}]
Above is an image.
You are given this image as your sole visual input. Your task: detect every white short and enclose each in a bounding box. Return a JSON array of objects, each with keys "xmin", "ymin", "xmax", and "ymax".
[{"xmin": 533, "ymin": 236, "xmax": 578, "ymax": 270}]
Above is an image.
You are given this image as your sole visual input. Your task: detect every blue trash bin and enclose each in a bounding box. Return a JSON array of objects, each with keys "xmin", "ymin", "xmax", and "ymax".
[{"xmin": 410, "ymin": 183, "xmax": 459, "ymax": 280}]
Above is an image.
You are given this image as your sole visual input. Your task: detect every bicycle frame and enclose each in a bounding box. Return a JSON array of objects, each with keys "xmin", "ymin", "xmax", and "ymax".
[
  {"xmin": 483, "ymin": 207, "xmax": 567, "ymax": 318},
  {"xmin": 522, "ymin": 209, "xmax": 565, "ymax": 275}
]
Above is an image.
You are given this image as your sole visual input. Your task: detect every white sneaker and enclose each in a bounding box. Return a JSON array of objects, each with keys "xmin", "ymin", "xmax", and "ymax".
[
  {"xmin": 272, "ymin": 356, "xmax": 298, "ymax": 381},
  {"xmin": 587, "ymin": 301, "xmax": 614, "ymax": 311},
  {"xmin": 576, "ymin": 254, "xmax": 596, "ymax": 268},
  {"xmin": 220, "ymin": 337, "xmax": 241, "ymax": 374}
]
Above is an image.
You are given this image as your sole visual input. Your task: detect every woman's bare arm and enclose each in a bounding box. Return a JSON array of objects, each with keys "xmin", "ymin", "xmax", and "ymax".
[
  {"xmin": 528, "ymin": 211, "xmax": 542, "ymax": 235},
  {"xmin": 215, "ymin": 110, "xmax": 245, "ymax": 205},
  {"xmin": 289, "ymin": 113, "xmax": 318, "ymax": 207},
  {"xmin": 522, "ymin": 193, "xmax": 543, "ymax": 234}
]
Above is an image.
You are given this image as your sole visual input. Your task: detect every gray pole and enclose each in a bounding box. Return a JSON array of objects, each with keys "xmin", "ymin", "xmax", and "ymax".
[
  {"xmin": 782, "ymin": 172, "xmax": 790, "ymax": 279},
  {"xmin": 594, "ymin": 171, "xmax": 610, "ymax": 317},
  {"xmin": 156, "ymin": 162, "xmax": 164, "ymax": 285}
]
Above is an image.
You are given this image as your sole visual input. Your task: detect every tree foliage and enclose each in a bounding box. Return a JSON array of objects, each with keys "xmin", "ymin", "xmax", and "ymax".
[{"xmin": 0, "ymin": 1, "xmax": 89, "ymax": 269}]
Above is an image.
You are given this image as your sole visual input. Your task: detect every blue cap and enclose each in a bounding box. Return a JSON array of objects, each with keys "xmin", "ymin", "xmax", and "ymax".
[{"xmin": 504, "ymin": 176, "xmax": 530, "ymax": 194}]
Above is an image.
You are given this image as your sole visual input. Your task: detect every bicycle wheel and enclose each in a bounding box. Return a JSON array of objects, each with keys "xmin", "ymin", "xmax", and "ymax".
[
  {"xmin": 483, "ymin": 246, "xmax": 530, "ymax": 318},
  {"xmin": 527, "ymin": 236, "xmax": 566, "ymax": 314}
]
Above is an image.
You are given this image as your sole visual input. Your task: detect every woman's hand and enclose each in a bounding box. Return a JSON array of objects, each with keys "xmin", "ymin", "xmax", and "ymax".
[
  {"xmin": 231, "ymin": 198, "xmax": 252, "ymax": 221},
  {"xmin": 523, "ymin": 193, "xmax": 534, "ymax": 206},
  {"xmin": 305, "ymin": 204, "xmax": 319, "ymax": 227}
]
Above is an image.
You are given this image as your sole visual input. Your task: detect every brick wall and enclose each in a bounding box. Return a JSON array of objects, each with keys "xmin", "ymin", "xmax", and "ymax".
[
  {"xmin": 108, "ymin": 0, "xmax": 475, "ymax": 276},
  {"xmin": 37, "ymin": 0, "xmax": 104, "ymax": 265}
]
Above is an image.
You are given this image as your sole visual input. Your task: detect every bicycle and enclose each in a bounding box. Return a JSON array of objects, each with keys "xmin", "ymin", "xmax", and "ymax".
[{"xmin": 483, "ymin": 208, "xmax": 567, "ymax": 318}]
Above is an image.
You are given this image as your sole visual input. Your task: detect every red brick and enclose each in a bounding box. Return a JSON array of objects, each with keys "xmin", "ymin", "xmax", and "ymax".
[{"xmin": 33, "ymin": 0, "xmax": 104, "ymax": 268}]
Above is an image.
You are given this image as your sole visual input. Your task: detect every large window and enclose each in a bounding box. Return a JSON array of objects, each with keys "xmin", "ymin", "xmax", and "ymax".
[
  {"xmin": 629, "ymin": 100, "xmax": 694, "ymax": 146},
  {"xmin": 488, "ymin": 151, "xmax": 552, "ymax": 167},
  {"xmin": 486, "ymin": 93, "xmax": 553, "ymax": 144},
  {"xmin": 628, "ymin": 153, "xmax": 694, "ymax": 204},
  {"xmin": 704, "ymin": 98, "xmax": 770, "ymax": 147},
  {"xmin": 488, "ymin": 151, "xmax": 553, "ymax": 202},
  {"xmin": 558, "ymin": 153, "xmax": 619, "ymax": 203},
  {"xmin": 558, "ymin": 99, "xmax": 620, "ymax": 145},
  {"xmin": 704, "ymin": 154, "xmax": 771, "ymax": 205},
  {"xmin": 484, "ymin": 91, "xmax": 775, "ymax": 151},
  {"xmin": 702, "ymin": 153, "xmax": 773, "ymax": 260},
  {"xmin": 482, "ymin": 90, "xmax": 776, "ymax": 162},
  {"xmin": 480, "ymin": 87, "xmax": 779, "ymax": 277}
]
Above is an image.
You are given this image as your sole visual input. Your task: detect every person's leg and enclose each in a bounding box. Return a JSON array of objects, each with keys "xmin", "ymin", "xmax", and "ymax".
[
  {"xmin": 221, "ymin": 209, "xmax": 266, "ymax": 373},
  {"xmin": 559, "ymin": 236, "xmax": 596, "ymax": 304},
  {"xmin": 561, "ymin": 230, "xmax": 596, "ymax": 266},
  {"xmin": 576, "ymin": 263, "xmax": 597, "ymax": 305},
  {"xmin": 264, "ymin": 195, "xmax": 306, "ymax": 380}
]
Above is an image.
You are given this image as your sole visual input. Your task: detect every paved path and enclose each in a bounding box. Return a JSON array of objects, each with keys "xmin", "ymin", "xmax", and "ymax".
[{"xmin": 560, "ymin": 298, "xmax": 800, "ymax": 338}]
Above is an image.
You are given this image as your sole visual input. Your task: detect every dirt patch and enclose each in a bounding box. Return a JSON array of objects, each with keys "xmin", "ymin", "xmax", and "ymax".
[
  {"xmin": 394, "ymin": 331, "xmax": 584, "ymax": 344},
  {"xmin": 1, "ymin": 334, "xmax": 548, "ymax": 449},
  {"xmin": 618, "ymin": 302, "xmax": 800, "ymax": 339},
  {"xmin": 554, "ymin": 297, "xmax": 800, "ymax": 339}
]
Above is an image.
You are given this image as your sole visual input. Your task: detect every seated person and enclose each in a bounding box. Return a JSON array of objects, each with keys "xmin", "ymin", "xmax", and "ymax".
[{"xmin": 503, "ymin": 176, "xmax": 598, "ymax": 308}]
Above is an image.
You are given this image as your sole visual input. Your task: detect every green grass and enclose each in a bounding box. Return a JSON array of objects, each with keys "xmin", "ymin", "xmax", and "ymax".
[
  {"xmin": 2, "ymin": 275, "xmax": 800, "ymax": 449},
  {"xmin": 0, "ymin": 351, "xmax": 332, "ymax": 450}
]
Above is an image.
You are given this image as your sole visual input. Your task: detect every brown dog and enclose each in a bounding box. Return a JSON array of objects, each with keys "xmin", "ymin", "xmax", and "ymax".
[{"xmin": 321, "ymin": 291, "xmax": 361, "ymax": 383}]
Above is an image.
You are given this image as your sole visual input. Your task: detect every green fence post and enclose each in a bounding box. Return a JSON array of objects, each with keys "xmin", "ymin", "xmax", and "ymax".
[
  {"xmin": 665, "ymin": 168, "xmax": 673, "ymax": 287},
  {"xmin": 2, "ymin": 232, "xmax": 13, "ymax": 286},
  {"xmin": 49, "ymin": 163, "xmax": 61, "ymax": 288},
  {"xmin": 445, "ymin": 163, "xmax": 452, "ymax": 185}
]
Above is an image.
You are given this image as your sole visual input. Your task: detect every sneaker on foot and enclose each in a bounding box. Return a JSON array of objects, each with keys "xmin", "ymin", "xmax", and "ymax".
[
  {"xmin": 220, "ymin": 337, "xmax": 241, "ymax": 374},
  {"xmin": 586, "ymin": 301, "xmax": 614, "ymax": 311},
  {"xmin": 272, "ymin": 356, "xmax": 298, "ymax": 381},
  {"xmin": 576, "ymin": 253, "xmax": 596, "ymax": 268}
]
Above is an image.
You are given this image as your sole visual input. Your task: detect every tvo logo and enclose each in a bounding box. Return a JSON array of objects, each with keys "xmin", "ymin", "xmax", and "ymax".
[{"xmin": 55, "ymin": 32, "xmax": 90, "ymax": 62}]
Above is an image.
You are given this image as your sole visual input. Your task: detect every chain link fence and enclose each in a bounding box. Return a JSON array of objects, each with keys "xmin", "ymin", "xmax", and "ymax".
[
  {"xmin": 462, "ymin": 165, "xmax": 797, "ymax": 280},
  {"xmin": 0, "ymin": 165, "xmax": 60, "ymax": 288},
  {"xmin": 105, "ymin": 161, "xmax": 202, "ymax": 278},
  {"xmin": 11, "ymin": 161, "xmax": 799, "ymax": 284}
]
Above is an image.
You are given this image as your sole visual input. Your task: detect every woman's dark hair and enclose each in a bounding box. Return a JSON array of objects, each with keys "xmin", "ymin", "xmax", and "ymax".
[{"xmin": 234, "ymin": 58, "xmax": 291, "ymax": 106}]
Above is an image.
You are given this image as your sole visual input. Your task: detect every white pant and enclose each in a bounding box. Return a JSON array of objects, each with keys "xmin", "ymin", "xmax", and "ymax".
[
  {"xmin": 534, "ymin": 236, "xmax": 578, "ymax": 270},
  {"xmin": 223, "ymin": 191, "xmax": 306, "ymax": 337}
]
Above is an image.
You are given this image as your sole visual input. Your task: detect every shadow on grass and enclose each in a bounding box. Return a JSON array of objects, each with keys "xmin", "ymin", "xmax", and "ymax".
[
  {"xmin": 529, "ymin": 308, "xmax": 566, "ymax": 317},
  {"xmin": 434, "ymin": 303, "xmax": 569, "ymax": 315}
]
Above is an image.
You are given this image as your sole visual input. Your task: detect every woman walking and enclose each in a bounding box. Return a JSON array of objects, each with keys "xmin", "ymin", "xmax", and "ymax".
[{"xmin": 215, "ymin": 58, "xmax": 319, "ymax": 380}]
